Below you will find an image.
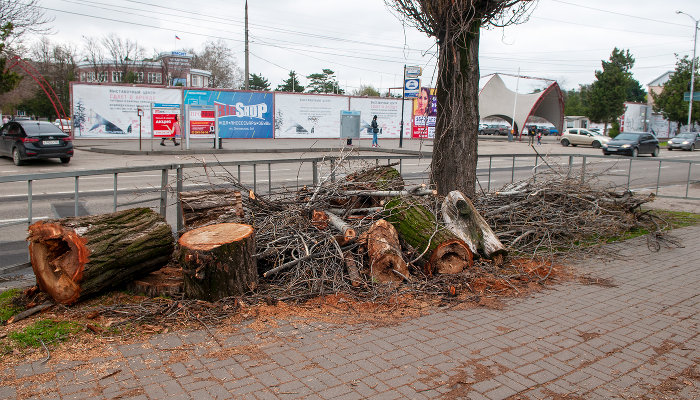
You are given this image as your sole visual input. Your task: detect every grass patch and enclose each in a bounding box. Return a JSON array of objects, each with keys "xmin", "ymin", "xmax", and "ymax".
[
  {"xmin": 0, "ymin": 288, "xmax": 23, "ymax": 323},
  {"xmin": 603, "ymin": 209, "xmax": 700, "ymax": 244},
  {"xmin": 8, "ymin": 319, "xmax": 81, "ymax": 348}
]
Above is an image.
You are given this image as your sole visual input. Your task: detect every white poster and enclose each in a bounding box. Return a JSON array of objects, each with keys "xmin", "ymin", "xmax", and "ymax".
[
  {"xmin": 274, "ymin": 93, "xmax": 348, "ymax": 138},
  {"xmin": 350, "ymin": 97, "xmax": 413, "ymax": 139},
  {"xmin": 71, "ymin": 84, "xmax": 182, "ymax": 138}
]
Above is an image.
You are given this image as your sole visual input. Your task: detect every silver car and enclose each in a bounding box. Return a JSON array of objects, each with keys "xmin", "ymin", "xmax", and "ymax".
[{"xmin": 667, "ymin": 132, "xmax": 700, "ymax": 151}]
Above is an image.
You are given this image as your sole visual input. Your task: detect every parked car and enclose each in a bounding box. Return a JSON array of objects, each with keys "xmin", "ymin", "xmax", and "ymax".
[
  {"xmin": 478, "ymin": 123, "xmax": 489, "ymax": 131},
  {"xmin": 53, "ymin": 118, "xmax": 72, "ymax": 134},
  {"xmin": 667, "ymin": 132, "xmax": 700, "ymax": 151},
  {"xmin": 560, "ymin": 128, "xmax": 611, "ymax": 148},
  {"xmin": 602, "ymin": 132, "xmax": 659, "ymax": 157},
  {"xmin": 480, "ymin": 124, "xmax": 510, "ymax": 135},
  {"xmin": 548, "ymin": 126, "xmax": 559, "ymax": 136},
  {"xmin": 0, "ymin": 120, "xmax": 73, "ymax": 165}
]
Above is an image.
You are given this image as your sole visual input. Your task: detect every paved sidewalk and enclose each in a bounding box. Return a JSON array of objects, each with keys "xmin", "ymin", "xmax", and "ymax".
[{"xmin": 1, "ymin": 226, "xmax": 699, "ymax": 399}]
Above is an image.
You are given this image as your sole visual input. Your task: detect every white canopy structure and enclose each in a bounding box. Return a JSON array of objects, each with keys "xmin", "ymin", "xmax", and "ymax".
[{"xmin": 479, "ymin": 74, "xmax": 564, "ymax": 134}]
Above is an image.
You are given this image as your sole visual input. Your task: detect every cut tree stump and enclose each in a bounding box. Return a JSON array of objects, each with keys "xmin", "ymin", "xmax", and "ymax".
[
  {"xmin": 127, "ymin": 267, "xmax": 183, "ymax": 298},
  {"xmin": 442, "ymin": 190, "xmax": 508, "ymax": 265},
  {"xmin": 178, "ymin": 223, "xmax": 257, "ymax": 301},
  {"xmin": 384, "ymin": 198, "xmax": 473, "ymax": 275},
  {"xmin": 362, "ymin": 219, "xmax": 408, "ymax": 283},
  {"xmin": 27, "ymin": 208, "xmax": 174, "ymax": 305}
]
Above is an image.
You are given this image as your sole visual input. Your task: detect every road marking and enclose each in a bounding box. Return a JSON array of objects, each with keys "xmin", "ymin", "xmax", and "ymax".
[{"xmin": 0, "ymin": 216, "xmax": 48, "ymax": 224}]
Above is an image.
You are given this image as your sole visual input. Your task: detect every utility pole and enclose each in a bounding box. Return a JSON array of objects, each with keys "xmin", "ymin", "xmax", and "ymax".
[
  {"xmin": 677, "ymin": 10, "xmax": 698, "ymax": 131},
  {"xmin": 244, "ymin": 0, "xmax": 250, "ymax": 90}
]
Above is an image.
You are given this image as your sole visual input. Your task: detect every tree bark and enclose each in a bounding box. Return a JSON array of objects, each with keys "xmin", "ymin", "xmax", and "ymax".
[
  {"xmin": 432, "ymin": 21, "xmax": 481, "ymax": 197},
  {"xmin": 362, "ymin": 219, "xmax": 408, "ymax": 283},
  {"xmin": 179, "ymin": 189, "xmax": 245, "ymax": 230},
  {"xmin": 384, "ymin": 198, "xmax": 473, "ymax": 275},
  {"xmin": 178, "ymin": 223, "xmax": 257, "ymax": 301},
  {"xmin": 27, "ymin": 208, "xmax": 174, "ymax": 305},
  {"xmin": 335, "ymin": 165, "xmax": 405, "ymax": 209},
  {"xmin": 442, "ymin": 190, "xmax": 507, "ymax": 265}
]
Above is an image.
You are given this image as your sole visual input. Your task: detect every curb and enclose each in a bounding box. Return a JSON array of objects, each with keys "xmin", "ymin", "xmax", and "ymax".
[{"xmin": 82, "ymin": 146, "xmax": 432, "ymax": 157}]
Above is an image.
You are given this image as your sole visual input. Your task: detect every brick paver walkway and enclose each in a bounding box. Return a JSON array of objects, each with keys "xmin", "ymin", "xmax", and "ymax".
[{"xmin": 2, "ymin": 226, "xmax": 699, "ymax": 400}]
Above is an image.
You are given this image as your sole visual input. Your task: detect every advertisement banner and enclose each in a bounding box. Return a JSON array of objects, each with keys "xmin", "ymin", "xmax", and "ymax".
[
  {"xmin": 349, "ymin": 97, "xmax": 412, "ymax": 139},
  {"xmin": 274, "ymin": 93, "xmax": 348, "ymax": 138},
  {"xmin": 188, "ymin": 107, "xmax": 215, "ymax": 138},
  {"xmin": 71, "ymin": 84, "xmax": 182, "ymax": 138},
  {"xmin": 183, "ymin": 90, "xmax": 273, "ymax": 138},
  {"xmin": 412, "ymin": 87, "xmax": 437, "ymax": 139},
  {"xmin": 152, "ymin": 103, "xmax": 181, "ymax": 138}
]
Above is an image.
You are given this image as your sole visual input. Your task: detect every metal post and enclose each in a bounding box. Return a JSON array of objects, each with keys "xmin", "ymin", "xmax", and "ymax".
[
  {"xmin": 627, "ymin": 159, "xmax": 633, "ymax": 190},
  {"xmin": 176, "ymin": 166, "xmax": 183, "ymax": 234},
  {"xmin": 399, "ymin": 159, "xmax": 402, "ymax": 176},
  {"xmin": 487, "ymin": 156, "xmax": 492, "ymax": 192},
  {"xmin": 581, "ymin": 156, "xmax": 587, "ymax": 184},
  {"xmin": 677, "ymin": 11, "xmax": 698, "ymax": 130},
  {"xmin": 330, "ymin": 158, "xmax": 336, "ymax": 183},
  {"xmin": 656, "ymin": 161, "xmax": 662, "ymax": 196},
  {"xmin": 159, "ymin": 169, "xmax": 168, "ymax": 217},
  {"xmin": 511, "ymin": 156, "xmax": 515, "ymax": 183},
  {"xmin": 237, "ymin": 164, "xmax": 241, "ymax": 183},
  {"xmin": 533, "ymin": 156, "xmax": 538, "ymax": 183},
  {"xmin": 268, "ymin": 163, "xmax": 272, "ymax": 194},
  {"xmin": 74, "ymin": 176, "xmax": 79, "ymax": 216},
  {"xmin": 253, "ymin": 163, "xmax": 257, "ymax": 194},
  {"xmin": 312, "ymin": 161, "xmax": 318, "ymax": 187},
  {"xmin": 685, "ymin": 162, "xmax": 693, "ymax": 198},
  {"xmin": 399, "ymin": 64, "xmax": 405, "ymax": 148},
  {"xmin": 28, "ymin": 180, "xmax": 32, "ymax": 224},
  {"xmin": 113, "ymin": 173, "xmax": 118, "ymax": 212},
  {"xmin": 567, "ymin": 155, "xmax": 573, "ymax": 179}
]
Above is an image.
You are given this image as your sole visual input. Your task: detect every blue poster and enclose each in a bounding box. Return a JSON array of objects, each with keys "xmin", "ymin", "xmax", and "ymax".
[{"xmin": 183, "ymin": 90, "xmax": 273, "ymax": 138}]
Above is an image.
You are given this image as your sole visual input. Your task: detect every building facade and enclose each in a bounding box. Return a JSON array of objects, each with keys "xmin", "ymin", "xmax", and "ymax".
[{"xmin": 76, "ymin": 51, "xmax": 211, "ymax": 88}]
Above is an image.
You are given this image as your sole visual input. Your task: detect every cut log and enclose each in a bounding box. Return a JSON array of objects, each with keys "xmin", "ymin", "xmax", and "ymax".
[
  {"xmin": 326, "ymin": 212, "xmax": 356, "ymax": 241},
  {"xmin": 362, "ymin": 219, "xmax": 409, "ymax": 283},
  {"xmin": 127, "ymin": 266, "xmax": 183, "ymax": 298},
  {"xmin": 27, "ymin": 208, "xmax": 175, "ymax": 305},
  {"xmin": 384, "ymin": 198, "xmax": 473, "ymax": 275},
  {"xmin": 178, "ymin": 223, "xmax": 257, "ymax": 301},
  {"xmin": 179, "ymin": 189, "xmax": 246, "ymax": 230},
  {"xmin": 344, "ymin": 251, "xmax": 362, "ymax": 287},
  {"xmin": 442, "ymin": 191, "xmax": 508, "ymax": 265},
  {"xmin": 334, "ymin": 165, "xmax": 405, "ymax": 209}
]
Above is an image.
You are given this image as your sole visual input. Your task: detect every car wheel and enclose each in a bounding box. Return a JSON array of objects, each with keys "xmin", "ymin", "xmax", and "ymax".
[
  {"xmin": 60, "ymin": 157, "xmax": 71, "ymax": 164},
  {"xmin": 592, "ymin": 141, "xmax": 601, "ymax": 149},
  {"xmin": 632, "ymin": 148, "xmax": 638, "ymax": 158},
  {"xmin": 12, "ymin": 147, "xmax": 23, "ymax": 166},
  {"xmin": 652, "ymin": 146, "xmax": 659, "ymax": 157},
  {"xmin": 691, "ymin": 144, "xmax": 695, "ymax": 151},
  {"xmin": 479, "ymin": 130, "xmax": 484, "ymax": 135},
  {"xmin": 668, "ymin": 147, "xmax": 673, "ymax": 151},
  {"xmin": 603, "ymin": 152, "xmax": 610, "ymax": 156},
  {"xmin": 571, "ymin": 143, "xmax": 577, "ymax": 147},
  {"xmin": 561, "ymin": 139, "xmax": 569, "ymax": 147}
]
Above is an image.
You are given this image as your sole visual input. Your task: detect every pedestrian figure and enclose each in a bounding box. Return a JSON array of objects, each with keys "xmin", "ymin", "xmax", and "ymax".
[
  {"xmin": 537, "ymin": 130, "xmax": 542, "ymax": 145},
  {"xmin": 527, "ymin": 126, "xmax": 534, "ymax": 145},
  {"xmin": 371, "ymin": 115, "xmax": 379, "ymax": 147},
  {"xmin": 161, "ymin": 115, "xmax": 181, "ymax": 146}
]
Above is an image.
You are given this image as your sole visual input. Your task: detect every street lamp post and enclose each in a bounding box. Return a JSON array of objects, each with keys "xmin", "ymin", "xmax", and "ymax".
[{"xmin": 677, "ymin": 10, "xmax": 699, "ymax": 131}]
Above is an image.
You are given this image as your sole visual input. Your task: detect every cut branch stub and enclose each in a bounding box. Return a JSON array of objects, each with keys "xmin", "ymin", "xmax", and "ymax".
[
  {"xmin": 362, "ymin": 219, "xmax": 409, "ymax": 283},
  {"xmin": 442, "ymin": 190, "xmax": 507, "ymax": 265},
  {"xmin": 178, "ymin": 223, "xmax": 257, "ymax": 302},
  {"xmin": 384, "ymin": 198, "xmax": 473, "ymax": 275},
  {"xmin": 27, "ymin": 208, "xmax": 174, "ymax": 305}
]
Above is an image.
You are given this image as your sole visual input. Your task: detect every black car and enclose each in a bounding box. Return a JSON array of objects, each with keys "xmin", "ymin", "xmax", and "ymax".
[
  {"xmin": 602, "ymin": 132, "xmax": 659, "ymax": 157},
  {"xmin": 0, "ymin": 120, "xmax": 73, "ymax": 165}
]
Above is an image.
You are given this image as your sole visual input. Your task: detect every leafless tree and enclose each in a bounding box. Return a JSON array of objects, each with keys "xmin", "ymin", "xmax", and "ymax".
[
  {"xmin": 80, "ymin": 36, "xmax": 108, "ymax": 82},
  {"xmin": 386, "ymin": 0, "xmax": 537, "ymax": 197},
  {"xmin": 30, "ymin": 37, "xmax": 78, "ymax": 111},
  {"xmin": 190, "ymin": 39, "xmax": 243, "ymax": 88},
  {"xmin": 0, "ymin": 0, "xmax": 53, "ymax": 53},
  {"xmin": 101, "ymin": 34, "xmax": 145, "ymax": 83}
]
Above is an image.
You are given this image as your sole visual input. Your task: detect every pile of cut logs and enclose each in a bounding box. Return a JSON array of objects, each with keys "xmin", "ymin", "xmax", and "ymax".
[{"xmin": 26, "ymin": 165, "xmax": 508, "ymax": 304}]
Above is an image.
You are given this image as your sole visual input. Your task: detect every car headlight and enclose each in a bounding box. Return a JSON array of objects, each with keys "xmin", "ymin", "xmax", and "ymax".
[
  {"xmin": 682, "ymin": 141, "xmax": 690, "ymax": 144},
  {"xmin": 602, "ymin": 143, "xmax": 608, "ymax": 148},
  {"xmin": 621, "ymin": 144, "xmax": 631, "ymax": 148}
]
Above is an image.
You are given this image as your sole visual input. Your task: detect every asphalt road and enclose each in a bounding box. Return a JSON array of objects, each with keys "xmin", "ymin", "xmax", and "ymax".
[{"xmin": 1, "ymin": 138, "xmax": 699, "ymax": 273}]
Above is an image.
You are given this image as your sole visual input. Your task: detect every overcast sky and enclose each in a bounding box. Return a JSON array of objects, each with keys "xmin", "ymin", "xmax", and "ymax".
[{"xmin": 27, "ymin": 0, "xmax": 700, "ymax": 94}]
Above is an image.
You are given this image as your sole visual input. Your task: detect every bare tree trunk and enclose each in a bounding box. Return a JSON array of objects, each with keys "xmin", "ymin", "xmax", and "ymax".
[{"xmin": 432, "ymin": 22, "xmax": 481, "ymax": 197}]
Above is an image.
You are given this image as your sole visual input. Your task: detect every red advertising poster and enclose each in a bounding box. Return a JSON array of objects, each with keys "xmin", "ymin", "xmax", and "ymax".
[
  {"xmin": 411, "ymin": 87, "xmax": 437, "ymax": 139},
  {"xmin": 188, "ymin": 108, "xmax": 216, "ymax": 138},
  {"xmin": 152, "ymin": 104, "xmax": 181, "ymax": 137}
]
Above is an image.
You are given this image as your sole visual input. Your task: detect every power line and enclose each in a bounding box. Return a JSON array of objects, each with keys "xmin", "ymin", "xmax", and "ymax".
[{"xmin": 551, "ymin": 0, "xmax": 687, "ymax": 27}]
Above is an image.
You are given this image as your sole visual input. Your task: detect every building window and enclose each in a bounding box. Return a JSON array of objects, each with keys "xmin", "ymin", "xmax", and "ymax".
[
  {"xmin": 97, "ymin": 72, "xmax": 108, "ymax": 82},
  {"xmin": 148, "ymin": 72, "xmax": 162, "ymax": 84},
  {"xmin": 112, "ymin": 71, "xmax": 123, "ymax": 82},
  {"xmin": 136, "ymin": 72, "xmax": 144, "ymax": 83},
  {"xmin": 191, "ymin": 75, "xmax": 200, "ymax": 87}
]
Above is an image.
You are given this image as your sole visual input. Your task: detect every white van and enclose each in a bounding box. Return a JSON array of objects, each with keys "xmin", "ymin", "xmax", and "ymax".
[{"xmin": 53, "ymin": 119, "xmax": 72, "ymax": 134}]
